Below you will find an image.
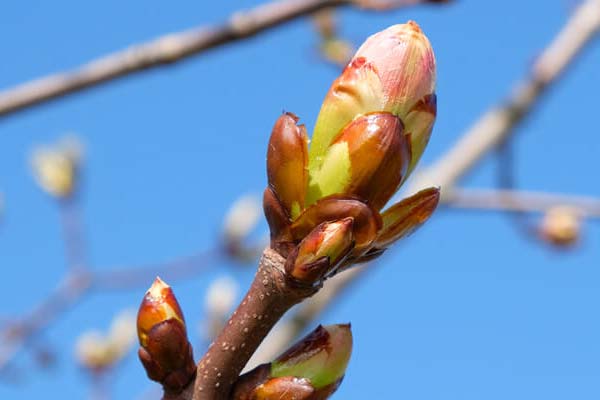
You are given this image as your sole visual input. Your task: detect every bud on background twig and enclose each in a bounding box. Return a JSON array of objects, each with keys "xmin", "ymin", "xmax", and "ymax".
[
  {"xmin": 30, "ymin": 135, "xmax": 84, "ymax": 199},
  {"xmin": 539, "ymin": 206, "xmax": 582, "ymax": 248}
]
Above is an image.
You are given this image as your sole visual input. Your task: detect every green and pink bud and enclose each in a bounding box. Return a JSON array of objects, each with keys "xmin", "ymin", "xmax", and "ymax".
[
  {"xmin": 308, "ymin": 21, "xmax": 437, "ymax": 201},
  {"xmin": 263, "ymin": 22, "xmax": 439, "ymax": 267},
  {"xmin": 136, "ymin": 278, "xmax": 195, "ymax": 393}
]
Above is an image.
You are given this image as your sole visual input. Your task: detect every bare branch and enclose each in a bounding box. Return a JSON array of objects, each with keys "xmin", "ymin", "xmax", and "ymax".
[
  {"xmin": 192, "ymin": 248, "xmax": 318, "ymax": 399},
  {"xmin": 0, "ymin": 0, "xmax": 444, "ymax": 119},
  {"xmin": 442, "ymin": 188, "xmax": 600, "ymax": 218}
]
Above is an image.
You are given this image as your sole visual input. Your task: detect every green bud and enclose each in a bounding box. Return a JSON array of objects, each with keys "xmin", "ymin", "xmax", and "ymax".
[{"xmin": 271, "ymin": 324, "xmax": 352, "ymax": 390}]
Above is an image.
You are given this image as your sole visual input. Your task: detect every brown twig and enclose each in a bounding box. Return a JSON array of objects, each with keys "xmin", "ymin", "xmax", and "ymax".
[
  {"xmin": 245, "ymin": 266, "xmax": 366, "ymax": 369},
  {"xmin": 442, "ymin": 188, "xmax": 600, "ymax": 218},
  {"xmin": 0, "ymin": 0, "xmax": 445, "ymax": 119},
  {"xmin": 192, "ymin": 248, "xmax": 318, "ymax": 399}
]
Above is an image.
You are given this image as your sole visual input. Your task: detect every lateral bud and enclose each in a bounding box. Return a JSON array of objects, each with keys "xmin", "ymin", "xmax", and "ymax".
[
  {"xmin": 136, "ymin": 277, "xmax": 195, "ymax": 393},
  {"xmin": 232, "ymin": 324, "xmax": 353, "ymax": 400},
  {"xmin": 286, "ymin": 218, "xmax": 354, "ymax": 285}
]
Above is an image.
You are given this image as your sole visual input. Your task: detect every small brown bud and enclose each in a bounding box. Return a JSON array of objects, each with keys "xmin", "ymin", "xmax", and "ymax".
[
  {"xmin": 137, "ymin": 278, "xmax": 195, "ymax": 393},
  {"xmin": 267, "ymin": 112, "xmax": 309, "ymax": 220},
  {"xmin": 291, "ymin": 195, "xmax": 381, "ymax": 255},
  {"xmin": 286, "ymin": 218, "xmax": 354, "ymax": 285}
]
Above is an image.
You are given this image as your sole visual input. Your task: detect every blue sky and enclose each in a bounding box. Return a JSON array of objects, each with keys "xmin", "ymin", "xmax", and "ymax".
[{"xmin": 1, "ymin": 0, "xmax": 599, "ymax": 399}]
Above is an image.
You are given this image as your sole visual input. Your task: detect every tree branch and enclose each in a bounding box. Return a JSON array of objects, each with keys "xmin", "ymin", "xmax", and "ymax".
[
  {"xmin": 192, "ymin": 248, "xmax": 318, "ymax": 399},
  {"xmin": 0, "ymin": 0, "xmax": 444, "ymax": 119},
  {"xmin": 442, "ymin": 188, "xmax": 600, "ymax": 218}
]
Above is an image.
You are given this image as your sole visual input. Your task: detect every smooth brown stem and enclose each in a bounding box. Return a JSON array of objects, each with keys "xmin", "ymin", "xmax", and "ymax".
[{"xmin": 192, "ymin": 248, "xmax": 316, "ymax": 399}]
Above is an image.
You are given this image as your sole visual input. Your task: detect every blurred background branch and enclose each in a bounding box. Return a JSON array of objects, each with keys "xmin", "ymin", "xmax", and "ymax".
[
  {"xmin": 443, "ymin": 188, "xmax": 600, "ymax": 218},
  {"xmin": 0, "ymin": 0, "xmax": 445, "ymax": 119}
]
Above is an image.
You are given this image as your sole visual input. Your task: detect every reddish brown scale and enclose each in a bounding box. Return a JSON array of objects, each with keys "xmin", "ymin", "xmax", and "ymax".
[
  {"xmin": 263, "ymin": 187, "xmax": 295, "ymax": 256},
  {"xmin": 266, "ymin": 112, "xmax": 309, "ymax": 217},
  {"xmin": 276, "ymin": 325, "xmax": 333, "ymax": 364},
  {"xmin": 331, "ymin": 112, "xmax": 410, "ymax": 210}
]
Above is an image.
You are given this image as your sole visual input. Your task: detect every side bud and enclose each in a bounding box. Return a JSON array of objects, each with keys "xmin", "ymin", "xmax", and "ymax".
[
  {"xmin": 374, "ymin": 187, "xmax": 440, "ymax": 250},
  {"xmin": 232, "ymin": 324, "xmax": 352, "ymax": 400},
  {"xmin": 309, "ymin": 21, "xmax": 436, "ymax": 187},
  {"xmin": 267, "ymin": 112, "xmax": 309, "ymax": 219},
  {"xmin": 271, "ymin": 324, "xmax": 352, "ymax": 392},
  {"xmin": 286, "ymin": 218, "xmax": 354, "ymax": 285},
  {"xmin": 291, "ymin": 195, "xmax": 381, "ymax": 254},
  {"xmin": 137, "ymin": 277, "xmax": 195, "ymax": 393}
]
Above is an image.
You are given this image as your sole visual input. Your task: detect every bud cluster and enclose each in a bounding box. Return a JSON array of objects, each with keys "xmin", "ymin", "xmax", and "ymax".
[{"xmin": 264, "ymin": 22, "xmax": 440, "ymax": 284}]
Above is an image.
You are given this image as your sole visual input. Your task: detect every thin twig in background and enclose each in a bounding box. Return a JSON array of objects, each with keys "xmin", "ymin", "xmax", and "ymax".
[
  {"xmin": 0, "ymin": 0, "xmax": 444, "ymax": 119},
  {"xmin": 58, "ymin": 198, "xmax": 88, "ymax": 272},
  {"xmin": 254, "ymin": 0, "xmax": 600, "ymax": 362},
  {"xmin": 92, "ymin": 249, "xmax": 225, "ymax": 291},
  {"xmin": 442, "ymin": 188, "xmax": 600, "ymax": 218},
  {"xmin": 0, "ymin": 272, "xmax": 92, "ymax": 372},
  {"xmin": 0, "ymin": 247, "xmax": 223, "ymax": 373}
]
